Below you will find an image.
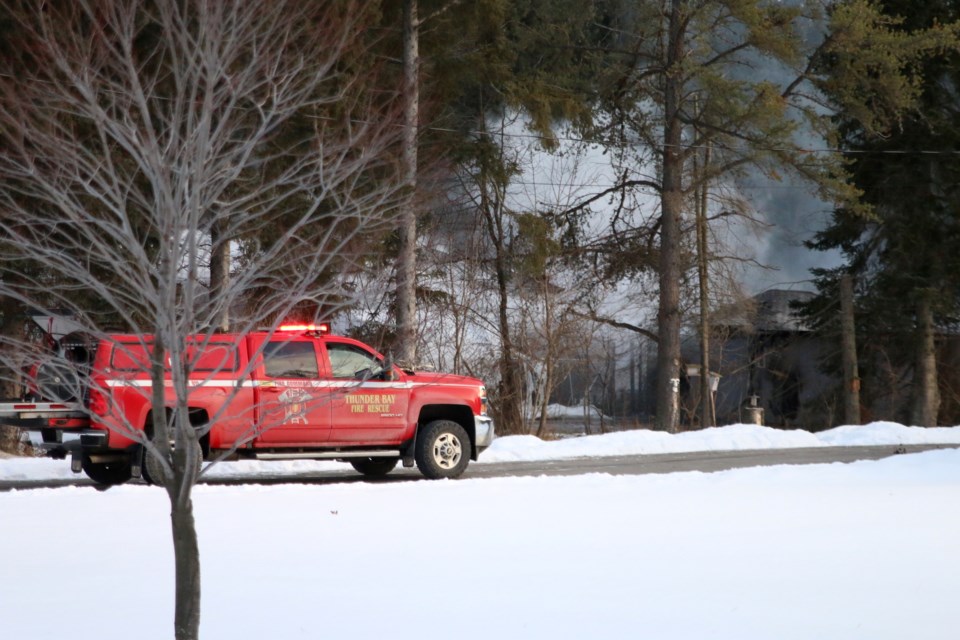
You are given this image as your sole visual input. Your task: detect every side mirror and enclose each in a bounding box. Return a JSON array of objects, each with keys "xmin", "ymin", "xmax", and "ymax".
[{"xmin": 382, "ymin": 352, "xmax": 399, "ymax": 381}]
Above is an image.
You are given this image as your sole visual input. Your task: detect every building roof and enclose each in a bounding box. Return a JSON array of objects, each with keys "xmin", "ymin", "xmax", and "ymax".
[
  {"xmin": 711, "ymin": 289, "xmax": 815, "ymax": 334},
  {"xmin": 752, "ymin": 289, "xmax": 815, "ymax": 332}
]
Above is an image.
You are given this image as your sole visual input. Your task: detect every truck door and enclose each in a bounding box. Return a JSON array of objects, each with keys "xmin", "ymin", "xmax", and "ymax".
[
  {"xmin": 251, "ymin": 337, "xmax": 332, "ymax": 445},
  {"xmin": 323, "ymin": 340, "xmax": 409, "ymax": 445}
]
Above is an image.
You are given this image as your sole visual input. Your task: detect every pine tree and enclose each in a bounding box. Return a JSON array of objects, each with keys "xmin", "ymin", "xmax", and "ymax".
[
  {"xmin": 587, "ymin": 0, "xmax": 958, "ymax": 431},
  {"xmin": 807, "ymin": 0, "xmax": 960, "ymax": 426}
]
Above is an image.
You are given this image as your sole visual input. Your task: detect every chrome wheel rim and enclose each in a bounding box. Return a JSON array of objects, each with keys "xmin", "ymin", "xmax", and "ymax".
[{"xmin": 432, "ymin": 432, "xmax": 462, "ymax": 469}]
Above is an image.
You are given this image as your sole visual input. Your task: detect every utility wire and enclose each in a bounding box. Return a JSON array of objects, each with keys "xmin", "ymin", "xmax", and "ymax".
[{"xmin": 1, "ymin": 72, "xmax": 958, "ymax": 158}]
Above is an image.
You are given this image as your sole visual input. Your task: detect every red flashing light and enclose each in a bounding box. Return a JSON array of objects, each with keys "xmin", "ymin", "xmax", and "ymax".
[{"xmin": 279, "ymin": 323, "xmax": 330, "ymax": 334}]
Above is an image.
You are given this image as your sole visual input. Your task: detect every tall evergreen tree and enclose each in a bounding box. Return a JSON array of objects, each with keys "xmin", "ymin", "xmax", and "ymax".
[
  {"xmin": 584, "ymin": 0, "xmax": 958, "ymax": 431},
  {"xmin": 807, "ymin": 0, "xmax": 960, "ymax": 426}
]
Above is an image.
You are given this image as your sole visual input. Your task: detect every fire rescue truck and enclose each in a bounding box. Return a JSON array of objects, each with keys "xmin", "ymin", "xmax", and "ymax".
[{"xmin": 0, "ymin": 322, "xmax": 494, "ymax": 486}]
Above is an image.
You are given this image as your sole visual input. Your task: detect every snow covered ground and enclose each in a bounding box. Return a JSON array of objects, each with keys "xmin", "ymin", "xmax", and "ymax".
[{"xmin": 2, "ymin": 422, "xmax": 959, "ymax": 639}]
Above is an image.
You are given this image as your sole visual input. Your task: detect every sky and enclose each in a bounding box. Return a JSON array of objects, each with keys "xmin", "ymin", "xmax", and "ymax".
[{"xmin": 2, "ymin": 422, "xmax": 958, "ymax": 639}]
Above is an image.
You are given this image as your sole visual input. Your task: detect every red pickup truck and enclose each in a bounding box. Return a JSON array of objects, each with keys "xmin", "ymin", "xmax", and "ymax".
[{"xmin": 0, "ymin": 325, "xmax": 494, "ymax": 485}]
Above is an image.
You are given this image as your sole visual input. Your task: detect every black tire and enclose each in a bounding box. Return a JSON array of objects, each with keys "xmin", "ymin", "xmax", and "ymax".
[
  {"xmin": 349, "ymin": 457, "xmax": 399, "ymax": 477},
  {"xmin": 82, "ymin": 458, "xmax": 132, "ymax": 486},
  {"xmin": 142, "ymin": 438, "xmax": 203, "ymax": 486},
  {"xmin": 415, "ymin": 420, "xmax": 470, "ymax": 479},
  {"xmin": 141, "ymin": 446, "xmax": 164, "ymax": 486}
]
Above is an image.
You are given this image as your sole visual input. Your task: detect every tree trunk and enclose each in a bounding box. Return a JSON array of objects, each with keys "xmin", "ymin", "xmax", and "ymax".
[
  {"xmin": 536, "ymin": 280, "xmax": 554, "ymax": 438},
  {"xmin": 167, "ymin": 389, "xmax": 202, "ymax": 639},
  {"xmin": 696, "ymin": 140, "xmax": 714, "ymax": 428},
  {"xmin": 151, "ymin": 337, "xmax": 203, "ymax": 640},
  {"xmin": 911, "ymin": 294, "xmax": 939, "ymax": 426},
  {"xmin": 171, "ymin": 497, "xmax": 201, "ymax": 640},
  {"xmin": 484, "ymin": 197, "xmax": 523, "ymax": 435},
  {"xmin": 839, "ymin": 275, "xmax": 861, "ymax": 425},
  {"xmin": 395, "ymin": 0, "xmax": 420, "ymax": 365},
  {"xmin": 474, "ymin": 113, "xmax": 524, "ymax": 435},
  {"xmin": 493, "ymin": 247, "xmax": 524, "ymax": 435},
  {"xmin": 655, "ymin": 0, "xmax": 684, "ymax": 433},
  {"xmin": 536, "ymin": 356, "xmax": 553, "ymax": 438},
  {"xmin": 208, "ymin": 220, "xmax": 230, "ymax": 331}
]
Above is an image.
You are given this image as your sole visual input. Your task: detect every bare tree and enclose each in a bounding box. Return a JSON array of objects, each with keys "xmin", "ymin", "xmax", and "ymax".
[
  {"xmin": 417, "ymin": 204, "xmax": 497, "ymax": 378},
  {"xmin": 520, "ymin": 274, "xmax": 588, "ymax": 438},
  {"xmin": 0, "ymin": 1, "xmax": 401, "ymax": 638}
]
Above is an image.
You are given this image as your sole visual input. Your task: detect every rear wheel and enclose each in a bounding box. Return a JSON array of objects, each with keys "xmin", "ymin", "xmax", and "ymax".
[
  {"xmin": 141, "ymin": 445, "xmax": 164, "ymax": 486},
  {"xmin": 415, "ymin": 420, "xmax": 470, "ymax": 479},
  {"xmin": 82, "ymin": 458, "xmax": 132, "ymax": 486},
  {"xmin": 349, "ymin": 457, "xmax": 399, "ymax": 477},
  {"xmin": 142, "ymin": 436, "xmax": 203, "ymax": 486}
]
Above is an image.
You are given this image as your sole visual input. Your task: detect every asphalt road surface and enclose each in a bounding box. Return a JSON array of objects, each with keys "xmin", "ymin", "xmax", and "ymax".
[{"xmin": 1, "ymin": 443, "xmax": 955, "ymax": 492}]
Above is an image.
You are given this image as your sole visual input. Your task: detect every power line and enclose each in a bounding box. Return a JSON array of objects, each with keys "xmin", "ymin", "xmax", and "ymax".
[
  {"xmin": 418, "ymin": 122, "xmax": 960, "ymax": 157},
  {"xmin": 2, "ymin": 71, "xmax": 959, "ymax": 158}
]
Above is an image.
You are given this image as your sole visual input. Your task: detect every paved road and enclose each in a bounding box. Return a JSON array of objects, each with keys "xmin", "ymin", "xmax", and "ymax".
[
  {"xmin": 1, "ymin": 443, "xmax": 955, "ymax": 492},
  {"xmin": 466, "ymin": 444, "xmax": 956, "ymax": 478}
]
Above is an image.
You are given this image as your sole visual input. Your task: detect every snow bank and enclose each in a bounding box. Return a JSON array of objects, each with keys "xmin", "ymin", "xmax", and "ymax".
[{"xmin": 479, "ymin": 421, "xmax": 960, "ymax": 462}]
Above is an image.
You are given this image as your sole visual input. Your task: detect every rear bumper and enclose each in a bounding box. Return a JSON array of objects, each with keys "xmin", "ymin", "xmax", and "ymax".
[
  {"xmin": 29, "ymin": 428, "xmax": 109, "ymax": 455},
  {"xmin": 78, "ymin": 430, "xmax": 109, "ymax": 449},
  {"xmin": 29, "ymin": 428, "xmax": 119, "ymax": 473},
  {"xmin": 0, "ymin": 412, "xmax": 89, "ymax": 431}
]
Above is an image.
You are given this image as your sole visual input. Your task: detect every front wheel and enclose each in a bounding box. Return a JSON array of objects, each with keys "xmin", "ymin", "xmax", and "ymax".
[
  {"xmin": 82, "ymin": 458, "xmax": 132, "ymax": 486},
  {"xmin": 350, "ymin": 457, "xmax": 399, "ymax": 477},
  {"xmin": 415, "ymin": 420, "xmax": 470, "ymax": 479}
]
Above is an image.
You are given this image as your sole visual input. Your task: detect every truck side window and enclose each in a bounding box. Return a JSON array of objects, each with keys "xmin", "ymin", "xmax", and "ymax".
[
  {"xmin": 263, "ymin": 341, "xmax": 319, "ymax": 378},
  {"xmin": 327, "ymin": 343, "xmax": 382, "ymax": 380},
  {"xmin": 186, "ymin": 340, "xmax": 238, "ymax": 372}
]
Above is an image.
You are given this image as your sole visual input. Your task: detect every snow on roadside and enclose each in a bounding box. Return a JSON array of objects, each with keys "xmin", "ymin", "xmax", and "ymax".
[
  {"xmin": 1, "ymin": 421, "xmax": 959, "ymax": 481},
  {"xmin": 479, "ymin": 421, "xmax": 960, "ymax": 462}
]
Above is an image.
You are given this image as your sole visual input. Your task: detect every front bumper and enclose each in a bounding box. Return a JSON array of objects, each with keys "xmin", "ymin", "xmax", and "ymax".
[{"xmin": 474, "ymin": 414, "xmax": 495, "ymax": 449}]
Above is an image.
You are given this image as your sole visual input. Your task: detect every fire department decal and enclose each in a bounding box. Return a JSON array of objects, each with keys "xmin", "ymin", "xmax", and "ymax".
[
  {"xmin": 278, "ymin": 386, "xmax": 311, "ymax": 424},
  {"xmin": 345, "ymin": 393, "xmax": 397, "ymax": 414}
]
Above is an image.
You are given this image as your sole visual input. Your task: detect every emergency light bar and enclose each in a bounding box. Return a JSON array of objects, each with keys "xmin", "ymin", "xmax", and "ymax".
[{"xmin": 279, "ymin": 323, "xmax": 330, "ymax": 333}]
